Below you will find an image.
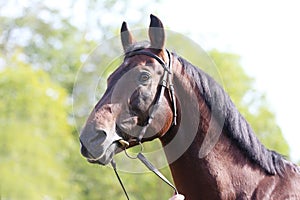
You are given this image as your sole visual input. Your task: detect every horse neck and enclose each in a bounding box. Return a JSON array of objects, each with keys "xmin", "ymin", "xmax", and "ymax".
[{"xmin": 159, "ymin": 58, "xmax": 266, "ymax": 199}]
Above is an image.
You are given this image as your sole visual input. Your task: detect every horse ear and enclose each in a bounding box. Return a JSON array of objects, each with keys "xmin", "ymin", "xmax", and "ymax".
[
  {"xmin": 121, "ymin": 21, "xmax": 135, "ymax": 52},
  {"xmin": 148, "ymin": 14, "xmax": 165, "ymax": 50}
]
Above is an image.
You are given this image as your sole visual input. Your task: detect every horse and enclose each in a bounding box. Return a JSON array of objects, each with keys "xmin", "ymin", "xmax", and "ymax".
[{"xmin": 79, "ymin": 14, "xmax": 300, "ymax": 199}]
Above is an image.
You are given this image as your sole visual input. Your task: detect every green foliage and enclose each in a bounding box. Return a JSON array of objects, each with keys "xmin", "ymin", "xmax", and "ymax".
[
  {"xmin": 0, "ymin": 3, "xmax": 96, "ymax": 93},
  {"xmin": 0, "ymin": 57, "xmax": 79, "ymax": 199}
]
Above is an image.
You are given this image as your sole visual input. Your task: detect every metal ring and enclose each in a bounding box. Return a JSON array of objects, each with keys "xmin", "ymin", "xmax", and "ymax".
[{"xmin": 124, "ymin": 142, "xmax": 144, "ymax": 159}]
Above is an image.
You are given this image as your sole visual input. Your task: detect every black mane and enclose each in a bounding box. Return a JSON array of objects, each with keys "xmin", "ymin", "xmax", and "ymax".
[{"xmin": 177, "ymin": 56, "xmax": 286, "ymax": 175}]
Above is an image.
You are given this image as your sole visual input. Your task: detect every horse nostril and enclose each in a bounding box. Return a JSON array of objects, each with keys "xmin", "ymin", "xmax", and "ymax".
[{"xmin": 94, "ymin": 129, "xmax": 107, "ymax": 144}]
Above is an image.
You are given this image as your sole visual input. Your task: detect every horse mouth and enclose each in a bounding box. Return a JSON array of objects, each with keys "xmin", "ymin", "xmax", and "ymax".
[{"xmin": 81, "ymin": 140, "xmax": 128, "ymax": 165}]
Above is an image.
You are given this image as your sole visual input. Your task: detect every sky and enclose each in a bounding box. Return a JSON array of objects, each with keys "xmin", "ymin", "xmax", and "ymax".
[{"xmin": 155, "ymin": 0, "xmax": 300, "ymax": 161}]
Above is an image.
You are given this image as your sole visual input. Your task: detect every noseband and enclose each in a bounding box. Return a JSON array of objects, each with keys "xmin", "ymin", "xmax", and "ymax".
[{"xmin": 111, "ymin": 49, "xmax": 178, "ymax": 199}]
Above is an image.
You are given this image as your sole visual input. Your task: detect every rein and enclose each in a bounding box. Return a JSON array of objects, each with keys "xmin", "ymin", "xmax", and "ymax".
[{"xmin": 110, "ymin": 49, "xmax": 178, "ymax": 199}]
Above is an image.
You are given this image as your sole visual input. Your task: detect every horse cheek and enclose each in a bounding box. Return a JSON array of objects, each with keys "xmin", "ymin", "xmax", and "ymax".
[{"xmin": 130, "ymin": 88, "xmax": 153, "ymax": 114}]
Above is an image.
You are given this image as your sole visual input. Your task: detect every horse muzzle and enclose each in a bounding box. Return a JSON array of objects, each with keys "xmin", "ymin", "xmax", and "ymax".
[{"xmin": 79, "ymin": 128, "xmax": 128, "ymax": 165}]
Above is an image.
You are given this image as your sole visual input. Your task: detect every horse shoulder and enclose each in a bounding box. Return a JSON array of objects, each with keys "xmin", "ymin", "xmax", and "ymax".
[
  {"xmin": 252, "ymin": 165, "xmax": 300, "ymax": 200},
  {"xmin": 251, "ymin": 175, "xmax": 276, "ymax": 200}
]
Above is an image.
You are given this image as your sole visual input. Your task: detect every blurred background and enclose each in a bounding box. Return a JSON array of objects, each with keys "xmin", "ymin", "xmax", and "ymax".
[{"xmin": 0, "ymin": 0, "xmax": 299, "ymax": 199}]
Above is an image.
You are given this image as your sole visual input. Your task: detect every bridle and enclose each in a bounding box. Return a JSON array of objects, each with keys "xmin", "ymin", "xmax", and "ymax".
[
  {"xmin": 126, "ymin": 48, "xmax": 177, "ymax": 141},
  {"xmin": 110, "ymin": 48, "xmax": 178, "ymax": 199}
]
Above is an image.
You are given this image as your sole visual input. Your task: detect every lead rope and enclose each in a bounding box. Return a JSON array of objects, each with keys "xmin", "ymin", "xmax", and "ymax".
[
  {"xmin": 111, "ymin": 159, "xmax": 130, "ymax": 200},
  {"xmin": 137, "ymin": 153, "xmax": 178, "ymax": 195},
  {"xmin": 111, "ymin": 151, "xmax": 178, "ymax": 200}
]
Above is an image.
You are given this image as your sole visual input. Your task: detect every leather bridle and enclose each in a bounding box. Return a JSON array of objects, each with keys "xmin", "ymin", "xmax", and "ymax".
[
  {"xmin": 110, "ymin": 49, "xmax": 178, "ymax": 199},
  {"xmin": 126, "ymin": 48, "xmax": 177, "ymax": 141}
]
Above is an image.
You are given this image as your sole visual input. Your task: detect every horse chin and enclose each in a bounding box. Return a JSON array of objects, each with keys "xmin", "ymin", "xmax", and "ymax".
[{"xmin": 87, "ymin": 142, "xmax": 120, "ymax": 166}]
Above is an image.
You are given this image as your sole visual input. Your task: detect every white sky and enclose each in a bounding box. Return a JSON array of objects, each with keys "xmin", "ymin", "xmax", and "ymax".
[{"xmin": 155, "ymin": 0, "xmax": 300, "ymax": 162}]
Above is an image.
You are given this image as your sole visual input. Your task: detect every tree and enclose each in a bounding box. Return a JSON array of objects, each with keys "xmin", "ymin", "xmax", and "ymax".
[
  {"xmin": 0, "ymin": 2, "xmax": 95, "ymax": 93},
  {"xmin": 0, "ymin": 55, "xmax": 80, "ymax": 199}
]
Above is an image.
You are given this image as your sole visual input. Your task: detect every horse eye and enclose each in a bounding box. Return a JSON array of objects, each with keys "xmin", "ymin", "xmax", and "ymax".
[{"xmin": 139, "ymin": 72, "xmax": 151, "ymax": 82}]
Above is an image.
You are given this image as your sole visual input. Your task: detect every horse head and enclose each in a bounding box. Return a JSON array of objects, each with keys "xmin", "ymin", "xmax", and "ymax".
[{"xmin": 80, "ymin": 15, "xmax": 175, "ymax": 165}]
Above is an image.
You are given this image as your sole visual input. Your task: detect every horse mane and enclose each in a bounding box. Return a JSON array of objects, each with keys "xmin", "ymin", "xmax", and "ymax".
[{"xmin": 177, "ymin": 55, "xmax": 287, "ymax": 175}]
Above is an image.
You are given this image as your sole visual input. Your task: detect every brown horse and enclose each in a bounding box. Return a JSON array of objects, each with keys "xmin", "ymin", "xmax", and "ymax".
[{"xmin": 80, "ymin": 15, "xmax": 300, "ymax": 199}]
